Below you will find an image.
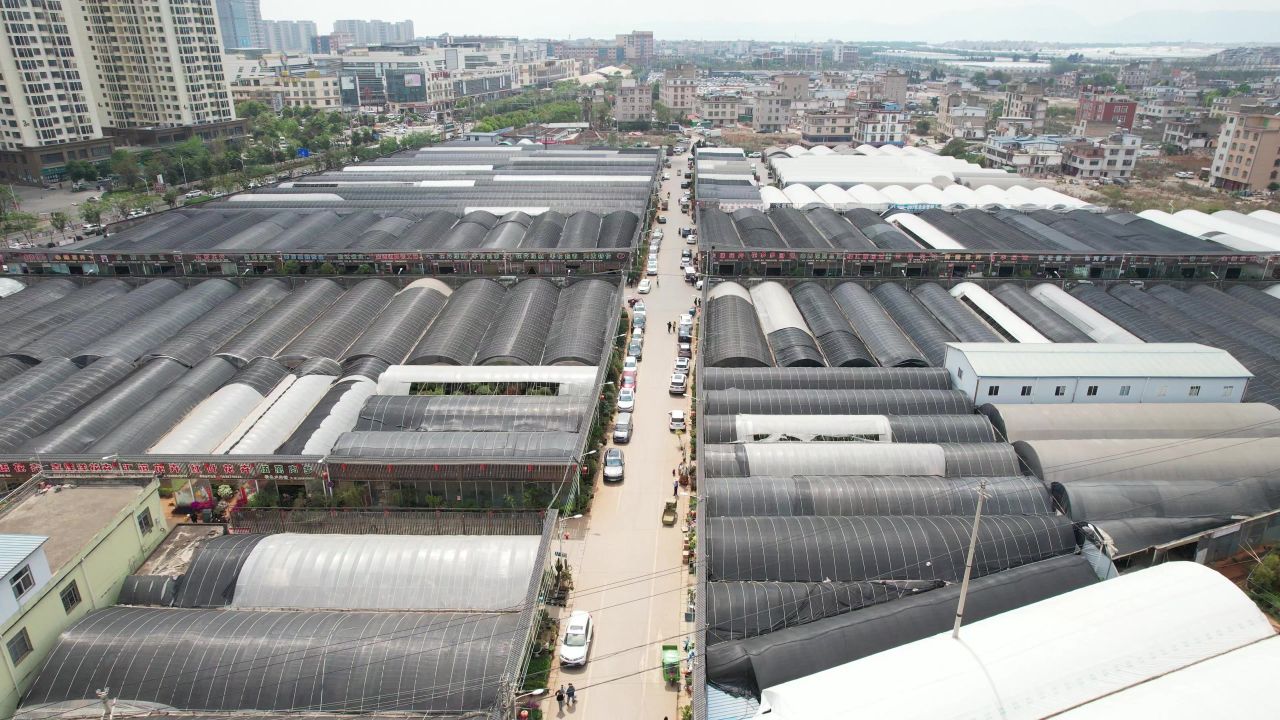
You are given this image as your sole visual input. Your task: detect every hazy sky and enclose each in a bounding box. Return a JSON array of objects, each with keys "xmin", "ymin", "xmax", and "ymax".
[{"xmin": 262, "ymin": 0, "xmax": 1280, "ymax": 44}]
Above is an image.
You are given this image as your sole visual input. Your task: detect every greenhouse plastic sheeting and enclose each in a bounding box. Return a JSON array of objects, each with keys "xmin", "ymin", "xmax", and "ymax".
[
  {"xmin": 87, "ymin": 357, "xmax": 238, "ymax": 454},
  {"xmin": 483, "ymin": 211, "xmax": 532, "ymax": 249},
  {"xmin": 524, "ymin": 210, "xmax": 566, "ymax": 248},
  {"xmin": 991, "ymin": 284, "xmax": 1093, "ymax": 343},
  {"xmin": 889, "ymin": 415, "xmax": 997, "ymax": 443},
  {"xmin": 1188, "ymin": 285, "xmax": 1280, "ymax": 341},
  {"xmin": 19, "ymin": 607, "xmax": 520, "ymax": 715},
  {"xmin": 74, "ymin": 279, "xmax": 239, "ymax": 364},
  {"xmin": 541, "ymin": 278, "xmax": 616, "ymax": 366},
  {"xmin": 846, "ymin": 209, "xmax": 921, "ymax": 250},
  {"xmin": 830, "ymin": 283, "xmax": 926, "ymax": 367},
  {"xmin": 342, "ymin": 279, "xmax": 451, "ymax": 364},
  {"xmin": 355, "ymin": 395, "xmax": 590, "ymax": 433},
  {"xmin": 216, "ymin": 280, "xmax": 345, "ymax": 366},
  {"xmin": 143, "ymin": 280, "xmax": 291, "ymax": 367},
  {"xmin": 706, "ymin": 579, "xmax": 942, "ymax": 644},
  {"xmin": 0, "ymin": 280, "xmax": 129, "ymax": 354},
  {"xmin": 1150, "ymin": 284, "xmax": 1280, "ymax": 363},
  {"xmin": 20, "ymin": 358, "xmax": 189, "ymax": 454},
  {"xmin": 275, "ymin": 377, "xmax": 376, "ymax": 456},
  {"xmin": 982, "ymin": 402, "xmax": 1280, "ymax": 442},
  {"xmin": 1017, "ymin": 438, "xmax": 1280, "ymax": 485},
  {"xmin": 702, "ymin": 367, "xmax": 951, "ymax": 391},
  {"xmin": 872, "ymin": 283, "xmax": 956, "ymax": 367},
  {"xmin": 9, "ymin": 280, "xmax": 184, "ymax": 363},
  {"xmin": 703, "ymin": 443, "xmax": 947, "ymax": 477},
  {"xmin": 295, "ymin": 356, "xmax": 342, "ymax": 376},
  {"xmin": 704, "ymin": 293, "xmax": 774, "ymax": 368},
  {"xmin": 329, "ymin": 430, "xmax": 580, "ymax": 460},
  {"xmin": 558, "ymin": 211, "xmax": 602, "ymax": 248},
  {"xmin": 766, "ymin": 328, "xmax": 825, "ymax": 367},
  {"xmin": 1068, "ymin": 284, "xmax": 1184, "ymax": 343},
  {"xmin": 0, "ymin": 358, "xmax": 134, "ymax": 452},
  {"xmin": 1227, "ymin": 284, "xmax": 1280, "ymax": 314},
  {"xmin": 703, "ymin": 389, "xmax": 972, "ymax": 416},
  {"xmin": 750, "ymin": 282, "xmax": 814, "ymax": 337},
  {"xmin": 598, "ymin": 210, "xmax": 639, "ymax": 248},
  {"xmin": 1051, "ymin": 477, "xmax": 1280, "ymax": 524},
  {"xmin": 1088, "ymin": 517, "xmax": 1240, "ymax": 557},
  {"xmin": 475, "ymin": 279, "xmax": 560, "ymax": 365},
  {"xmin": 0, "ymin": 357, "xmax": 32, "ymax": 385},
  {"xmin": 117, "ymin": 575, "xmax": 176, "ymax": 607},
  {"xmin": 228, "ymin": 373, "xmax": 336, "ymax": 454},
  {"xmin": 172, "ymin": 534, "xmax": 266, "ymax": 608},
  {"xmin": 1030, "ymin": 283, "xmax": 1141, "ymax": 344},
  {"xmin": 276, "ymin": 279, "xmax": 396, "ymax": 366},
  {"xmin": 707, "ymin": 515, "xmax": 1076, "ymax": 582},
  {"xmin": 0, "ymin": 358, "xmax": 78, "ymax": 418},
  {"xmin": 790, "ymin": 283, "xmax": 875, "ymax": 367},
  {"xmin": 226, "ymin": 356, "xmax": 290, "ymax": 395},
  {"xmin": 340, "ymin": 356, "xmax": 390, "ymax": 381},
  {"xmin": 704, "ymin": 475, "xmax": 1051, "ymax": 517},
  {"xmin": 407, "ymin": 279, "xmax": 506, "ymax": 365},
  {"xmin": 706, "ymin": 554, "xmax": 1100, "ymax": 697},
  {"xmin": 912, "ymin": 283, "xmax": 1004, "ymax": 343},
  {"xmin": 700, "ymin": 208, "xmax": 743, "ymax": 246},
  {"xmin": 149, "ymin": 382, "xmax": 274, "ymax": 455},
  {"xmin": 231, "ymin": 534, "xmax": 540, "ymax": 611},
  {"xmin": 803, "ymin": 208, "xmax": 876, "ymax": 250},
  {"xmin": 0, "ymin": 279, "xmax": 73, "ymax": 326},
  {"xmin": 701, "ymin": 414, "xmax": 993, "ymax": 444}
]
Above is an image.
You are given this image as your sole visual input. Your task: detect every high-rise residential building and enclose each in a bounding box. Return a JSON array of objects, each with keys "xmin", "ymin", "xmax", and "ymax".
[
  {"xmin": 261, "ymin": 20, "xmax": 318, "ymax": 53},
  {"xmin": 215, "ymin": 0, "xmax": 263, "ymax": 49},
  {"xmin": 0, "ymin": 0, "xmax": 242, "ymax": 183},
  {"xmin": 332, "ymin": 19, "xmax": 415, "ymax": 46},
  {"xmin": 1210, "ymin": 107, "xmax": 1280, "ymax": 192}
]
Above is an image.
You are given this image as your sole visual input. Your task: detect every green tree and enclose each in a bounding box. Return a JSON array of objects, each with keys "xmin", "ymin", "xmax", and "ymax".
[
  {"xmin": 1087, "ymin": 72, "xmax": 1117, "ymax": 88},
  {"xmin": 1235, "ymin": 83, "xmax": 1253, "ymax": 94},
  {"xmin": 65, "ymin": 160, "xmax": 98, "ymax": 183},
  {"xmin": 109, "ymin": 150, "xmax": 142, "ymax": 188},
  {"xmin": 914, "ymin": 119, "xmax": 932, "ymax": 135},
  {"xmin": 970, "ymin": 72, "xmax": 988, "ymax": 87},
  {"xmin": 49, "ymin": 211, "xmax": 69, "ymax": 234},
  {"xmin": 2, "ymin": 211, "xmax": 38, "ymax": 239},
  {"xmin": 939, "ymin": 138, "xmax": 971, "ymax": 157},
  {"xmin": 79, "ymin": 201, "xmax": 103, "ymax": 225},
  {"xmin": 163, "ymin": 188, "xmax": 180, "ymax": 207}
]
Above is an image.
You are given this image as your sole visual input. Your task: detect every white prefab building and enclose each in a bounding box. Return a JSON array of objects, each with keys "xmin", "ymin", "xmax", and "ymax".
[{"xmin": 943, "ymin": 343, "xmax": 1251, "ymax": 404}]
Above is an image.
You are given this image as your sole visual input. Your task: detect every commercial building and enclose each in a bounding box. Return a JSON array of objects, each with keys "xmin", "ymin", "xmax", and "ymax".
[
  {"xmin": 514, "ymin": 58, "xmax": 581, "ymax": 89},
  {"xmin": 1003, "ymin": 82, "xmax": 1047, "ymax": 133},
  {"xmin": 944, "ymin": 343, "xmax": 1251, "ymax": 404},
  {"xmin": 214, "ymin": 0, "xmax": 263, "ymax": 50},
  {"xmin": 0, "ymin": 478, "xmax": 166, "ymax": 717},
  {"xmin": 1075, "ymin": 88, "xmax": 1137, "ymax": 130},
  {"xmin": 259, "ymin": 19, "xmax": 318, "ymax": 53},
  {"xmin": 614, "ymin": 79, "xmax": 653, "ymax": 124},
  {"xmin": 332, "ymin": 19, "xmax": 414, "ymax": 46},
  {"xmin": 1061, "ymin": 132, "xmax": 1140, "ymax": 180},
  {"xmin": 619, "ymin": 30, "xmax": 654, "ymax": 62},
  {"xmin": 1210, "ymin": 107, "xmax": 1280, "ymax": 192}
]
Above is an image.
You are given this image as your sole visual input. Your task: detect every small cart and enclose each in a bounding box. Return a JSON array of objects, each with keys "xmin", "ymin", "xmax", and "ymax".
[
  {"xmin": 661, "ymin": 500, "xmax": 678, "ymax": 526},
  {"xmin": 661, "ymin": 644, "xmax": 681, "ymax": 684}
]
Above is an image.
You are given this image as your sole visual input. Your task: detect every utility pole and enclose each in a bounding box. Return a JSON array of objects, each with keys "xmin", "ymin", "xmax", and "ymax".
[{"xmin": 952, "ymin": 479, "xmax": 988, "ymax": 640}]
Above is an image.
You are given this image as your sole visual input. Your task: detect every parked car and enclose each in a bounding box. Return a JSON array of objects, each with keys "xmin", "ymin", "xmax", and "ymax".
[
  {"xmin": 647, "ymin": 261, "xmax": 659, "ymax": 276},
  {"xmin": 674, "ymin": 357, "xmax": 691, "ymax": 374},
  {"xmin": 559, "ymin": 610, "xmax": 594, "ymax": 666},
  {"xmin": 669, "ymin": 373, "xmax": 687, "ymax": 395},
  {"xmin": 184, "ymin": 190, "xmax": 204, "ymax": 199},
  {"xmin": 623, "ymin": 355, "xmax": 638, "ymax": 374},
  {"xmin": 686, "ymin": 233, "xmax": 697, "ymax": 245},
  {"xmin": 613, "ymin": 412, "xmax": 633, "ymax": 443},
  {"xmin": 616, "ymin": 387, "xmax": 636, "ymax": 411},
  {"xmin": 684, "ymin": 267, "xmax": 698, "ymax": 283},
  {"xmin": 1174, "ymin": 171, "xmax": 1194, "ymax": 179},
  {"xmin": 603, "ymin": 448, "xmax": 625, "ymax": 481},
  {"xmin": 678, "ymin": 342, "xmax": 692, "ymax": 359},
  {"xmin": 662, "ymin": 173, "xmax": 671, "ymax": 180},
  {"xmin": 633, "ymin": 301, "xmax": 646, "ymax": 313},
  {"xmin": 638, "ymin": 279, "xmax": 652, "ymax": 294},
  {"xmin": 621, "ymin": 374, "xmax": 636, "ymax": 390},
  {"xmin": 669, "ymin": 409, "xmax": 687, "ymax": 431},
  {"xmin": 628, "ymin": 339, "xmax": 643, "ymax": 359},
  {"xmin": 656, "ymin": 215, "xmax": 668, "ymax": 224}
]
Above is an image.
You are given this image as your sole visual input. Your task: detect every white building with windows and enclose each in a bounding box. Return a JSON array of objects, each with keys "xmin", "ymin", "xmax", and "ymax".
[{"xmin": 943, "ymin": 343, "xmax": 1251, "ymax": 404}]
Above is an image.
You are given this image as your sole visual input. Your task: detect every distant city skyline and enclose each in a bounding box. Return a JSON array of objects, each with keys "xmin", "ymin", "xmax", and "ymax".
[{"xmin": 260, "ymin": 0, "xmax": 1280, "ymax": 43}]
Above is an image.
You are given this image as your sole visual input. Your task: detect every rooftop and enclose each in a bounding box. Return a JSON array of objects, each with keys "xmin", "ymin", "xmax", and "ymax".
[
  {"xmin": 0, "ymin": 534, "xmax": 46, "ymax": 578},
  {"xmin": 0, "ymin": 483, "xmax": 148, "ymax": 572},
  {"xmin": 946, "ymin": 342, "xmax": 1254, "ymax": 379}
]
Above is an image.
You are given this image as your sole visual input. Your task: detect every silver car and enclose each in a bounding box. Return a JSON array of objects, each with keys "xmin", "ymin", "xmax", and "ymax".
[{"xmin": 603, "ymin": 447, "xmax": 625, "ymax": 481}]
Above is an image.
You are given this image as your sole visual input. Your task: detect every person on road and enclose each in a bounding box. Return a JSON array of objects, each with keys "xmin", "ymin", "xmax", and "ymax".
[
  {"xmin": 673, "ymin": 479, "xmax": 679, "ymax": 497},
  {"xmin": 566, "ymin": 684, "xmax": 577, "ymax": 706},
  {"xmin": 556, "ymin": 686, "xmax": 565, "ymax": 712}
]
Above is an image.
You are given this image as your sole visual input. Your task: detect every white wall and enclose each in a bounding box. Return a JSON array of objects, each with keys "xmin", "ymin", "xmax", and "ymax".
[
  {"xmin": 0, "ymin": 548, "xmax": 50, "ymax": 627},
  {"xmin": 961, "ymin": 375, "xmax": 1246, "ymax": 404}
]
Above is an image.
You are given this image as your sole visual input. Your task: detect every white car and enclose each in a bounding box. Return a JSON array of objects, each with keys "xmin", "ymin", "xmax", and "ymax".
[
  {"xmin": 623, "ymin": 356, "xmax": 638, "ymax": 374},
  {"xmin": 559, "ymin": 610, "xmax": 594, "ymax": 666},
  {"xmin": 184, "ymin": 190, "xmax": 204, "ymax": 199},
  {"xmin": 1174, "ymin": 171, "xmax": 1194, "ymax": 179},
  {"xmin": 616, "ymin": 387, "xmax": 636, "ymax": 411},
  {"xmin": 647, "ymin": 261, "xmax": 658, "ymax": 276},
  {"xmin": 686, "ymin": 233, "xmax": 697, "ymax": 245},
  {"xmin": 662, "ymin": 173, "xmax": 671, "ymax": 180},
  {"xmin": 638, "ymin": 279, "xmax": 652, "ymax": 294},
  {"xmin": 651, "ymin": 229, "xmax": 664, "ymax": 239},
  {"xmin": 674, "ymin": 357, "xmax": 691, "ymax": 374},
  {"xmin": 669, "ymin": 409, "xmax": 687, "ymax": 431}
]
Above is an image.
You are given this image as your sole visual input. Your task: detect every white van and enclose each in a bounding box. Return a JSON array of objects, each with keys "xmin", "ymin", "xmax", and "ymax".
[{"xmin": 683, "ymin": 266, "xmax": 697, "ymax": 283}]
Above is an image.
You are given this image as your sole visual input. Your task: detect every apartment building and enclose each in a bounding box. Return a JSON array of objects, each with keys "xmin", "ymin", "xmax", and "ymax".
[
  {"xmin": 695, "ymin": 94, "xmax": 740, "ymax": 127},
  {"xmin": 1210, "ymin": 108, "xmax": 1280, "ymax": 192},
  {"xmin": 753, "ymin": 93, "xmax": 792, "ymax": 133},
  {"xmin": 614, "ymin": 79, "xmax": 652, "ymax": 124},
  {"xmin": 938, "ymin": 102, "xmax": 989, "ymax": 140},
  {"xmin": 1162, "ymin": 117, "xmax": 1216, "ymax": 153},
  {"xmin": 514, "ymin": 59, "xmax": 581, "ymax": 89},
  {"xmin": 332, "ymin": 19, "xmax": 414, "ymax": 46},
  {"xmin": 1061, "ymin": 132, "xmax": 1140, "ymax": 180},
  {"xmin": 260, "ymin": 20, "xmax": 318, "ymax": 53},
  {"xmin": 618, "ymin": 31, "xmax": 653, "ymax": 62},
  {"xmin": 772, "ymin": 73, "xmax": 810, "ymax": 102},
  {"xmin": 982, "ymin": 135, "xmax": 1064, "ymax": 176},
  {"xmin": 1137, "ymin": 99, "xmax": 1193, "ymax": 124},
  {"xmin": 660, "ymin": 77, "xmax": 698, "ymax": 114},
  {"xmin": 231, "ymin": 73, "xmax": 342, "ymax": 110},
  {"xmin": 800, "ymin": 102, "xmax": 905, "ymax": 145},
  {"xmin": 1076, "ymin": 88, "xmax": 1136, "ymax": 129},
  {"xmin": 854, "ymin": 70, "xmax": 906, "ymax": 106},
  {"xmin": 215, "ymin": 0, "xmax": 262, "ymax": 49},
  {"xmin": 553, "ymin": 31, "xmax": 652, "ymax": 64},
  {"xmin": 1004, "ymin": 82, "xmax": 1047, "ymax": 133}
]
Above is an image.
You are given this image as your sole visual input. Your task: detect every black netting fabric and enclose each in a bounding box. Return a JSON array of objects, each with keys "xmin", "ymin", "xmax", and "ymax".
[
  {"xmin": 703, "ymin": 475, "xmax": 1050, "ymax": 517},
  {"xmin": 475, "ymin": 279, "xmax": 560, "ymax": 366},
  {"xmin": 912, "ymin": 282, "xmax": 1004, "ymax": 343},
  {"xmin": 872, "ymin": 283, "xmax": 957, "ymax": 367},
  {"xmin": 991, "ymin": 284, "xmax": 1093, "ymax": 343},
  {"xmin": 342, "ymin": 282, "xmax": 451, "ymax": 365},
  {"xmin": 702, "ymin": 367, "xmax": 951, "ymax": 391},
  {"xmin": 830, "ymin": 283, "xmax": 926, "ymax": 367},
  {"xmin": 541, "ymin": 278, "xmax": 616, "ymax": 366},
  {"xmin": 407, "ymin": 280, "xmax": 506, "ymax": 365}
]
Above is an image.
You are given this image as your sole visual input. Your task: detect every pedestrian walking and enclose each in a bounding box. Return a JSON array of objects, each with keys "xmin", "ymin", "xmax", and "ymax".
[
  {"xmin": 673, "ymin": 479, "xmax": 679, "ymax": 497},
  {"xmin": 556, "ymin": 686, "xmax": 565, "ymax": 712},
  {"xmin": 566, "ymin": 684, "xmax": 577, "ymax": 706}
]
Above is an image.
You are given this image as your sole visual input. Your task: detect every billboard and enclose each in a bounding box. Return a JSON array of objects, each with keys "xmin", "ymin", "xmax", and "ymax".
[{"xmin": 403, "ymin": 73, "xmax": 422, "ymax": 87}]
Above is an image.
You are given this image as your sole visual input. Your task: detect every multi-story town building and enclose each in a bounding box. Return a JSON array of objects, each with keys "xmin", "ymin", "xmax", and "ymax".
[
  {"xmin": 513, "ymin": 59, "xmax": 581, "ymax": 89},
  {"xmin": 753, "ymin": 93, "xmax": 792, "ymax": 133},
  {"xmin": 1061, "ymin": 132, "xmax": 1140, "ymax": 180},
  {"xmin": 938, "ymin": 100, "xmax": 989, "ymax": 140},
  {"xmin": 553, "ymin": 31, "xmax": 652, "ymax": 65},
  {"xmin": 260, "ymin": 20, "xmax": 318, "ymax": 53},
  {"xmin": 1162, "ymin": 118, "xmax": 1217, "ymax": 154},
  {"xmin": 332, "ymin": 19, "xmax": 414, "ymax": 46},
  {"xmin": 695, "ymin": 94, "xmax": 740, "ymax": 127},
  {"xmin": 215, "ymin": 0, "xmax": 262, "ymax": 49},
  {"xmin": 1075, "ymin": 88, "xmax": 1137, "ymax": 129},
  {"xmin": 834, "ymin": 45, "xmax": 859, "ymax": 68},
  {"xmin": 618, "ymin": 31, "xmax": 653, "ymax": 62},
  {"xmin": 1004, "ymin": 82, "xmax": 1047, "ymax": 133},
  {"xmin": 231, "ymin": 72, "xmax": 343, "ymax": 111},
  {"xmin": 772, "ymin": 73, "xmax": 810, "ymax": 102},
  {"xmin": 614, "ymin": 79, "xmax": 652, "ymax": 124},
  {"xmin": 982, "ymin": 135, "xmax": 1065, "ymax": 176},
  {"xmin": 1210, "ymin": 107, "xmax": 1280, "ymax": 192},
  {"xmin": 660, "ymin": 73, "xmax": 698, "ymax": 114},
  {"xmin": 801, "ymin": 102, "xmax": 905, "ymax": 145},
  {"xmin": 1137, "ymin": 99, "xmax": 1194, "ymax": 124}
]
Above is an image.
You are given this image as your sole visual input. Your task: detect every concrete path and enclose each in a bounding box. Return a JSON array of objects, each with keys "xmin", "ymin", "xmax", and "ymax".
[{"xmin": 548, "ymin": 142, "xmax": 700, "ymax": 720}]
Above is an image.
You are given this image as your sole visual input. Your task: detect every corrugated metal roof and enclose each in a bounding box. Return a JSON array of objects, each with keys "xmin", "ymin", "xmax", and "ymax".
[
  {"xmin": 948, "ymin": 342, "xmax": 1253, "ymax": 379},
  {"xmin": 0, "ymin": 534, "xmax": 48, "ymax": 577}
]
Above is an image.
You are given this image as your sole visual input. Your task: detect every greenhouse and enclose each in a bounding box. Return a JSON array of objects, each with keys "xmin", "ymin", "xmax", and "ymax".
[{"xmin": 702, "ymin": 475, "xmax": 1050, "ymax": 517}]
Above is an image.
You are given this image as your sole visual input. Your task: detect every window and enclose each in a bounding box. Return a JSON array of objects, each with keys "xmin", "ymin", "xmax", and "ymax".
[
  {"xmin": 6, "ymin": 628, "xmax": 31, "ymax": 665},
  {"xmin": 1054, "ymin": 386, "xmax": 1066, "ymax": 396},
  {"xmin": 136, "ymin": 508, "xmax": 154, "ymax": 535},
  {"xmin": 1086, "ymin": 385, "xmax": 1099, "ymax": 397},
  {"xmin": 1189, "ymin": 385, "xmax": 1201, "ymax": 397},
  {"xmin": 1223, "ymin": 385, "xmax": 1235, "ymax": 397},
  {"xmin": 987, "ymin": 385, "xmax": 999, "ymax": 397},
  {"xmin": 59, "ymin": 581, "xmax": 80, "ymax": 613},
  {"xmin": 1119, "ymin": 385, "xmax": 1131, "ymax": 397},
  {"xmin": 957, "ymin": 368, "xmax": 964, "ymax": 379},
  {"xmin": 10, "ymin": 565, "xmax": 34, "ymax": 599},
  {"xmin": 1020, "ymin": 386, "xmax": 1032, "ymax": 397}
]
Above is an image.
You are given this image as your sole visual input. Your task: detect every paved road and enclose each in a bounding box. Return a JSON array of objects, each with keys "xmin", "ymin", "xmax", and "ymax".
[{"xmin": 550, "ymin": 144, "xmax": 698, "ymax": 720}]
